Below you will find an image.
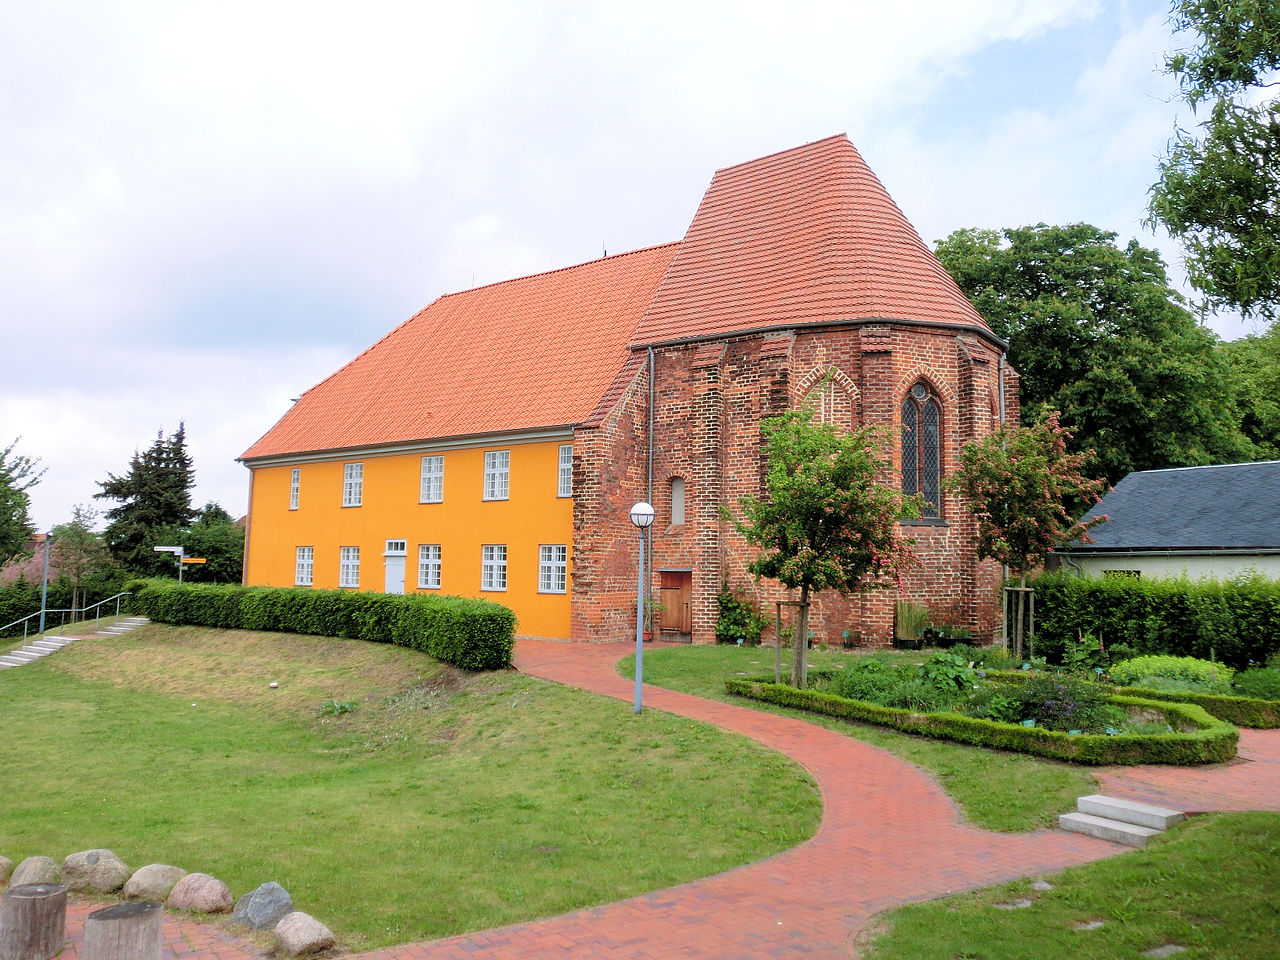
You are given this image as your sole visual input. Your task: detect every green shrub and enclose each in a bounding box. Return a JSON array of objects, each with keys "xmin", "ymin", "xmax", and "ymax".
[
  {"xmin": 963, "ymin": 685, "xmax": 1022, "ymax": 723},
  {"xmin": 885, "ymin": 678, "xmax": 957, "ymax": 713},
  {"xmin": 715, "ymin": 585, "xmax": 768, "ymax": 645},
  {"xmin": 1234, "ymin": 668, "xmax": 1280, "ymax": 701},
  {"xmin": 1029, "ymin": 572, "xmax": 1280, "ymax": 668},
  {"xmin": 1111, "ymin": 654, "xmax": 1235, "ymax": 692},
  {"xmin": 836, "ymin": 658, "xmax": 904, "ymax": 703},
  {"xmin": 1013, "ymin": 675, "xmax": 1124, "ymax": 732},
  {"xmin": 135, "ymin": 582, "xmax": 516, "ymax": 671},
  {"xmin": 917, "ymin": 651, "xmax": 977, "ymax": 691}
]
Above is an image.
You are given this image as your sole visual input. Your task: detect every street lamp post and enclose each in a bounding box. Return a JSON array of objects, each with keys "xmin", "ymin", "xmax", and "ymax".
[
  {"xmin": 629, "ymin": 501, "xmax": 656, "ymax": 715},
  {"xmin": 38, "ymin": 532, "xmax": 53, "ymax": 634}
]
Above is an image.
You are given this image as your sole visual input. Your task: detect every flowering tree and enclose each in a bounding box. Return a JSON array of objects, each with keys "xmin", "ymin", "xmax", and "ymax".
[
  {"xmin": 947, "ymin": 411, "xmax": 1108, "ymax": 657},
  {"xmin": 734, "ymin": 411, "xmax": 919, "ymax": 687}
]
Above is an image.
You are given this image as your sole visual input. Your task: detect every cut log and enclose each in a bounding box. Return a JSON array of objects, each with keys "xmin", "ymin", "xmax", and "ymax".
[
  {"xmin": 83, "ymin": 901, "xmax": 162, "ymax": 960},
  {"xmin": 0, "ymin": 882, "xmax": 68, "ymax": 960}
]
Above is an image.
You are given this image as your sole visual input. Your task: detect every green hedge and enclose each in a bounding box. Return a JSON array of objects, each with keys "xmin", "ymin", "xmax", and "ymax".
[
  {"xmin": 134, "ymin": 581, "xmax": 516, "ymax": 671},
  {"xmin": 985, "ymin": 669, "xmax": 1280, "ymax": 729},
  {"xmin": 1029, "ymin": 573, "xmax": 1280, "ymax": 669},
  {"xmin": 725, "ymin": 674, "xmax": 1239, "ymax": 766}
]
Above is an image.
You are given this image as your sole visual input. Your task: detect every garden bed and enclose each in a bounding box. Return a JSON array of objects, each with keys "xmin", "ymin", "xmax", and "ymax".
[
  {"xmin": 725, "ymin": 672, "xmax": 1239, "ymax": 765},
  {"xmin": 985, "ymin": 669, "xmax": 1280, "ymax": 728}
]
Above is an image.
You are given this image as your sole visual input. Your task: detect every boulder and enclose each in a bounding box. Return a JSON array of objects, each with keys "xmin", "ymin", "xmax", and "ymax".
[
  {"xmin": 166, "ymin": 873, "xmax": 232, "ymax": 914},
  {"xmin": 10, "ymin": 857, "xmax": 60, "ymax": 887},
  {"xmin": 123, "ymin": 864, "xmax": 187, "ymax": 901},
  {"xmin": 63, "ymin": 849, "xmax": 130, "ymax": 893},
  {"xmin": 0, "ymin": 855, "xmax": 12, "ymax": 884},
  {"xmin": 231, "ymin": 882, "xmax": 293, "ymax": 931},
  {"xmin": 274, "ymin": 912, "xmax": 335, "ymax": 956}
]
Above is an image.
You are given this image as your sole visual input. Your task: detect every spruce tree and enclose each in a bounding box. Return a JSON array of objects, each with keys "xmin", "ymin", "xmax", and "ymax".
[{"xmin": 96, "ymin": 424, "xmax": 197, "ymax": 575}]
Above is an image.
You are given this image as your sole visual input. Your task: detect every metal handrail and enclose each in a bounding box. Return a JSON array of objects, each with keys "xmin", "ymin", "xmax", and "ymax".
[{"xmin": 0, "ymin": 592, "xmax": 133, "ymax": 643}]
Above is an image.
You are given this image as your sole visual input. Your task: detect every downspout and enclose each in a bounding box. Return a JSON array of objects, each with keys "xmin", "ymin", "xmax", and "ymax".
[
  {"xmin": 1062, "ymin": 553, "xmax": 1084, "ymax": 578},
  {"xmin": 647, "ymin": 346, "xmax": 655, "ymax": 611}
]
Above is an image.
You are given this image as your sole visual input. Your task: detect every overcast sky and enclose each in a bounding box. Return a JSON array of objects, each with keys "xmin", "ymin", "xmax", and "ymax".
[{"xmin": 4, "ymin": 0, "xmax": 1258, "ymax": 532}]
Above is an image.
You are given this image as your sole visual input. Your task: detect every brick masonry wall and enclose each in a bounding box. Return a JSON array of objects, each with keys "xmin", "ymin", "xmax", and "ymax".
[{"xmin": 573, "ymin": 322, "xmax": 1017, "ymax": 647}]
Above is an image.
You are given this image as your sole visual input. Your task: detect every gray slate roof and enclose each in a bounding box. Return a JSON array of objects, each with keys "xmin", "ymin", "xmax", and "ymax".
[{"xmin": 1063, "ymin": 461, "xmax": 1280, "ymax": 554}]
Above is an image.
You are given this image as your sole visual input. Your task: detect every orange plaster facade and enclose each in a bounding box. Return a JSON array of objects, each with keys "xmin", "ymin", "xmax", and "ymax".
[{"xmin": 243, "ymin": 436, "xmax": 574, "ymax": 639}]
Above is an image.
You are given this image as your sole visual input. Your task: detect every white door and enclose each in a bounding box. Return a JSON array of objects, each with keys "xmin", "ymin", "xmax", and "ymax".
[{"xmin": 383, "ymin": 539, "xmax": 407, "ymax": 594}]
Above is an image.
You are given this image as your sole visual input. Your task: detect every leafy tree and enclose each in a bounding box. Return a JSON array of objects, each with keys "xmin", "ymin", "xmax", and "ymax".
[
  {"xmin": 1220, "ymin": 324, "xmax": 1280, "ymax": 458},
  {"xmin": 947, "ymin": 412, "xmax": 1108, "ymax": 658},
  {"xmin": 0, "ymin": 438, "xmax": 45, "ymax": 562},
  {"xmin": 50, "ymin": 504, "xmax": 112, "ymax": 617},
  {"xmin": 1149, "ymin": 0, "xmax": 1280, "ymax": 322},
  {"xmin": 164, "ymin": 502, "xmax": 244, "ymax": 584},
  {"xmin": 732, "ymin": 411, "xmax": 919, "ymax": 687},
  {"xmin": 935, "ymin": 223, "xmax": 1248, "ymax": 483},
  {"xmin": 95, "ymin": 424, "xmax": 197, "ymax": 575}
]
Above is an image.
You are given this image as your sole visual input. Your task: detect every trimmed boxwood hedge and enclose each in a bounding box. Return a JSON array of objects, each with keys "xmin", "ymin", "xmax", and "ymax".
[
  {"xmin": 725, "ymin": 673, "xmax": 1239, "ymax": 765},
  {"xmin": 984, "ymin": 669, "xmax": 1280, "ymax": 729},
  {"xmin": 1029, "ymin": 572, "xmax": 1280, "ymax": 669},
  {"xmin": 133, "ymin": 580, "xmax": 516, "ymax": 671}
]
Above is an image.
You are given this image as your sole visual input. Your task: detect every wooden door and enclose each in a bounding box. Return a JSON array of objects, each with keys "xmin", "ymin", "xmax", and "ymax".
[{"xmin": 658, "ymin": 571, "xmax": 692, "ymax": 634}]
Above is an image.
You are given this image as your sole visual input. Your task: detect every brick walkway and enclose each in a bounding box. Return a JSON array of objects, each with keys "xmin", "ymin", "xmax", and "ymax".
[{"xmin": 54, "ymin": 639, "xmax": 1280, "ymax": 960}]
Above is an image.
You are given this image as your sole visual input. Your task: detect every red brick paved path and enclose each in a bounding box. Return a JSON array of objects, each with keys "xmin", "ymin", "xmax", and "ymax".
[{"xmin": 54, "ymin": 639, "xmax": 1280, "ymax": 960}]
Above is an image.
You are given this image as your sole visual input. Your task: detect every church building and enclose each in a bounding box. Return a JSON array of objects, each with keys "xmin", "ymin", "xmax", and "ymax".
[{"xmin": 240, "ymin": 135, "xmax": 1018, "ymax": 646}]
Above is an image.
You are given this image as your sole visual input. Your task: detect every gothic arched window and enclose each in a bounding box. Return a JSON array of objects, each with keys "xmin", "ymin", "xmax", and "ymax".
[{"xmin": 901, "ymin": 381, "xmax": 942, "ymax": 519}]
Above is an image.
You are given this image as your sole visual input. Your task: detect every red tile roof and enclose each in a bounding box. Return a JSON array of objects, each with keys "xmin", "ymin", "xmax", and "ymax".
[
  {"xmin": 629, "ymin": 135, "xmax": 991, "ymax": 345},
  {"xmin": 240, "ymin": 244, "xmax": 678, "ymax": 460},
  {"xmin": 242, "ymin": 135, "xmax": 992, "ymax": 462}
]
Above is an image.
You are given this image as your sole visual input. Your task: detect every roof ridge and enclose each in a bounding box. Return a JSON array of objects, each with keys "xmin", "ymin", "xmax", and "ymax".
[
  {"xmin": 1127, "ymin": 460, "xmax": 1280, "ymax": 476},
  {"xmin": 710, "ymin": 133, "xmax": 849, "ymax": 176},
  {"xmin": 434, "ymin": 241, "xmax": 681, "ymax": 303}
]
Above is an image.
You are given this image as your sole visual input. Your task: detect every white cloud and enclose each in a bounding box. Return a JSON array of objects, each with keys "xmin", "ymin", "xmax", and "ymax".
[{"xmin": 8, "ymin": 0, "xmax": 1248, "ymax": 533}]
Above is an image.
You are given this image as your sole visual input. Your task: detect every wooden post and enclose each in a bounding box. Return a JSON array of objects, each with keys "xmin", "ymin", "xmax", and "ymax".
[
  {"xmin": 0, "ymin": 882, "xmax": 68, "ymax": 960},
  {"xmin": 83, "ymin": 902, "xmax": 162, "ymax": 960}
]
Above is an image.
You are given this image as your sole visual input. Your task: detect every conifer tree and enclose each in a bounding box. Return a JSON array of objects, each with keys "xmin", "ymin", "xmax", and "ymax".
[{"xmin": 96, "ymin": 424, "xmax": 197, "ymax": 575}]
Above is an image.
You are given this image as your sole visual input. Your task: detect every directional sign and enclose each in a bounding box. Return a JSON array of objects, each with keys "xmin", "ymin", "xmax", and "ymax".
[{"xmin": 181, "ymin": 557, "xmax": 207, "ymax": 564}]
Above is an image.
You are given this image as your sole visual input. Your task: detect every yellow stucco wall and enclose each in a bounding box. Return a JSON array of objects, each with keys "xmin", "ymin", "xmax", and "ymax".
[{"xmin": 244, "ymin": 438, "xmax": 574, "ymax": 638}]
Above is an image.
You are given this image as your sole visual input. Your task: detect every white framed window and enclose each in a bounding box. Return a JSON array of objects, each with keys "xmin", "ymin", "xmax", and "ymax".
[
  {"xmin": 418, "ymin": 544, "xmax": 441, "ymax": 589},
  {"xmin": 289, "ymin": 468, "xmax": 300, "ymax": 510},
  {"xmin": 670, "ymin": 476, "xmax": 686, "ymax": 525},
  {"xmin": 557, "ymin": 443, "xmax": 573, "ymax": 497},
  {"xmin": 339, "ymin": 546, "xmax": 360, "ymax": 587},
  {"xmin": 342, "ymin": 462, "xmax": 363, "ymax": 507},
  {"xmin": 295, "ymin": 546, "xmax": 313, "ymax": 586},
  {"xmin": 420, "ymin": 455, "xmax": 444, "ymax": 503},
  {"xmin": 481, "ymin": 544, "xmax": 507, "ymax": 591},
  {"xmin": 483, "ymin": 450, "xmax": 509, "ymax": 501},
  {"xmin": 385, "ymin": 539, "xmax": 406, "ymax": 554},
  {"xmin": 539, "ymin": 544, "xmax": 568, "ymax": 594}
]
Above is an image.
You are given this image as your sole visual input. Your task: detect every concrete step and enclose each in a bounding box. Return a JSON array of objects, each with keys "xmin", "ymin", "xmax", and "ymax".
[
  {"xmin": 5, "ymin": 650, "xmax": 42, "ymax": 662},
  {"xmin": 44, "ymin": 636, "xmax": 77, "ymax": 643},
  {"xmin": 0, "ymin": 654, "xmax": 35, "ymax": 667},
  {"xmin": 1078, "ymin": 794, "xmax": 1185, "ymax": 831},
  {"xmin": 119, "ymin": 617, "xmax": 149, "ymax": 625},
  {"xmin": 1059, "ymin": 811, "xmax": 1161, "ymax": 847},
  {"xmin": 20, "ymin": 646, "xmax": 52, "ymax": 657},
  {"xmin": 32, "ymin": 639, "xmax": 71, "ymax": 650}
]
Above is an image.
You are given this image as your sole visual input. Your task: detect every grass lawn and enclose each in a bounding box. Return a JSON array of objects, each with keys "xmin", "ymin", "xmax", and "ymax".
[
  {"xmin": 621, "ymin": 644, "xmax": 1096, "ymax": 832},
  {"xmin": 0, "ymin": 625, "xmax": 820, "ymax": 950},
  {"xmin": 859, "ymin": 811, "xmax": 1280, "ymax": 960}
]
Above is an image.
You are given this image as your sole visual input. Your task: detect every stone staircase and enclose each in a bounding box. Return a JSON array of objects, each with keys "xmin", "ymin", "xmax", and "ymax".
[
  {"xmin": 1059, "ymin": 794, "xmax": 1186, "ymax": 847},
  {"xmin": 0, "ymin": 616, "xmax": 150, "ymax": 670}
]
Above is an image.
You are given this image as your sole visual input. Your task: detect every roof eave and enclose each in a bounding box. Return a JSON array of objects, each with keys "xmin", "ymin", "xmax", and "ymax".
[
  {"xmin": 239, "ymin": 424, "xmax": 578, "ymax": 468},
  {"xmin": 629, "ymin": 315, "xmax": 1008, "ymax": 352}
]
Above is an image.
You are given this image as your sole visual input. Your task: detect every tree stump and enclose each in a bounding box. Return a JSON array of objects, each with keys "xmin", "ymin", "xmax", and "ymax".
[
  {"xmin": 83, "ymin": 902, "xmax": 162, "ymax": 960},
  {"xmin": 0, "ymin": 882, "xmax": 68, "ymax": 960}
]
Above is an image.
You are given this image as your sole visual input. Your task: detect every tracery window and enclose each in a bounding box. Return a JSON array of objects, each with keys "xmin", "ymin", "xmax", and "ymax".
[{"xmin": 901, "ymin": 381, "xmax": 941, "ymax": 519}]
